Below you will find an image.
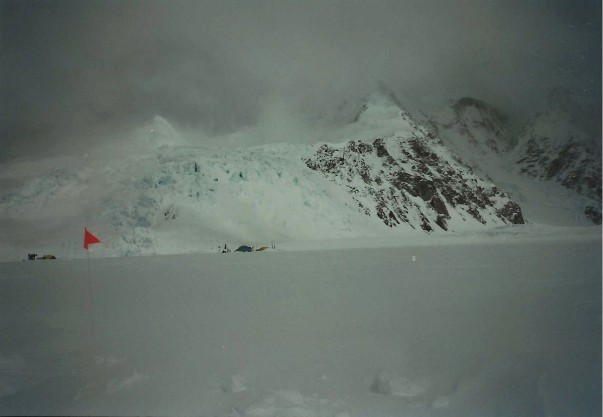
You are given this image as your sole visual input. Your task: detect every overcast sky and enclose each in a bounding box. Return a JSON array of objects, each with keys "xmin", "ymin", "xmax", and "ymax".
[{"xmin": 1, "ymin": 0, "xmax": 600, "ymax": 159}]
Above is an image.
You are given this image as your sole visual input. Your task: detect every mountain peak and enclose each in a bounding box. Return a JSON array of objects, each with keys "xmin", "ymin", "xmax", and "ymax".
[
  {"xmin": 452, "ymin": 97, "xmax": 508, "ymax": 125},
  {"xmin": 353, "ymin": 92, "xmax": 404, "ymax": 124},
  {"xmin": 146, "ymin": 115, "xmax": 188, "ymax": 148}
]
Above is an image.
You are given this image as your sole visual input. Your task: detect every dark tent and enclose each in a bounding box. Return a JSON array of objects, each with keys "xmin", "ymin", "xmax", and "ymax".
[{"xmin": 235, "ymin": 245, "xmax": 253, "ymax": 252}]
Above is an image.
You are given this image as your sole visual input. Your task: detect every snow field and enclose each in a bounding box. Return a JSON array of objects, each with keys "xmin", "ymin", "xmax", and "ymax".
[{"xmin": 0, "ymin": 234, "xmax": 600, "ymax": 416}]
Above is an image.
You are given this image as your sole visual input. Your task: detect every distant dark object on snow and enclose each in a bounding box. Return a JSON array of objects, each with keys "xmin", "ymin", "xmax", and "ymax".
[
  {"xmin": 38, "ymin": 255, "xmax": 56, "ymax": 260},
  {"xmin": 27, "ymin": 253, "xmax": 37, "ymax": 260},
  {"xmin": 255, "ymin": 246, "xmax": 269, "ymax": 252},
  {"xmin": 234, "ymin": 245, "xmax": 253, "ymax": 253}
]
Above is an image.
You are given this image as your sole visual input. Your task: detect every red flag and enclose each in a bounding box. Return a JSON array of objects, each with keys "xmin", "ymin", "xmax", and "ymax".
[{"xmin": 84, "ymin": 227, "xmax": 101, "ymax": 249}]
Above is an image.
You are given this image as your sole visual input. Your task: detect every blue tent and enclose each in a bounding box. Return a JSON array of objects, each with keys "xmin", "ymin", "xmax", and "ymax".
[{"xmin": 235, "ymin": 245, "xmax": 253, "ymax": 252}]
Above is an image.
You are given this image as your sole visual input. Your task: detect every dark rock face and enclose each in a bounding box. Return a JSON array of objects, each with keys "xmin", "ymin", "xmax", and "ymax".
[
  {"xmin": 584, "ymin": 205, "xmax": 602, "ymax": 225},
  {"xmin": 415, "ymin": 93, "xmax": 600, "ymax": 225},
  {"xmin": 513, "ymin": 89, "xmax": 602, "ymax": 224},
  {"xmin": 518, "ymin": 137, "xmax": 601, "ymax": 199},
  {"xmin": 443, "ymin": 97, "xmax": 510, "ymax": 154},
  {"xmin": 516, "ymin": 132, "xmax": 602, "ymax": 224},
  {"xmin": 305, "ymin": 132, "xmax": 524, "ymax": 231}
]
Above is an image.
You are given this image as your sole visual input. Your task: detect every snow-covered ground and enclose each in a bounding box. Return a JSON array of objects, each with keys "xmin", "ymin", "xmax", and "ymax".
[{"xmin": 0, "ymin": 229, "xmax": 600, "ymax": 416}]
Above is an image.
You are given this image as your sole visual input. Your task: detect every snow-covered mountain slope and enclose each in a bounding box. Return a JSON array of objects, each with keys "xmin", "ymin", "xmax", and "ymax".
[
  {"xmin": 0, "ymin": 98, "xmax": 527, "ymax": 260},
  {"xmin": 305, "ymin": 98, "xmax": 523, "ymax": 231},
  {"xmin": 3, "ymin": 90, "xmax": 600, "ymax": 260},
  {"xmin": 430, "ymin": 97, "xmax": 511, "ymax": 160},
  {"xmin": 423, "ymin": 94, "xmax": 601, "ymax": 225},
  {"xmin": 0, "ymin": 132, "xmax": 384, "ymax": 259},
  {"xmin": 511, "ymin": 107, "xmax": 601, "ymax": 223}
]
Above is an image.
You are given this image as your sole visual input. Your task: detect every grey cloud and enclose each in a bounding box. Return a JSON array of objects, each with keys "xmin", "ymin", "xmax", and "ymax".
[{"xmin": 1, "ymin": 0, "xmax": 600, "ymax": 159}]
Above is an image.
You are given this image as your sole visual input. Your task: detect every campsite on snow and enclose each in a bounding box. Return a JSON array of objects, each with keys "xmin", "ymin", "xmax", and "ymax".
[{"xmin": 1, "ymin": 1, "xmax": 601, "ymax": 416}]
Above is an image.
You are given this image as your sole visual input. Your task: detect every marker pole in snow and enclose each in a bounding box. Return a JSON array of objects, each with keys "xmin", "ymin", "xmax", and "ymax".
[
  {"xmin": 86, "ymin": 248, "xmax": 96, "ymax": 339},
  {"xmin": 83, "ymin": 227, "xmax": 101, "ymax": 342}
]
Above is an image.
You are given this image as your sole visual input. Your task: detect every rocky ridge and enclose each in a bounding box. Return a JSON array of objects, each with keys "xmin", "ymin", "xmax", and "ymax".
[
  {"xmin": 422, "ymin": 92, "xmax": 601, "ymax": 225},
  {"xmin": 513, "ymin": 108, "xmax": 601, "ymax": 224},
  {"xmin": 305, "ymin": 105, "xmax": 524, "ymax": 231}
]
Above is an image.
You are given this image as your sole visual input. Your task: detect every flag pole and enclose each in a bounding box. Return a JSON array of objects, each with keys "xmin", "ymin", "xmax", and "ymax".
[
  {"xmin": 86, "ymin": 246, "xmax": 96, "ymax": 341},
  {"xmin": 83, "ymin": 227, "xmax": 101, "ymax": 344}
]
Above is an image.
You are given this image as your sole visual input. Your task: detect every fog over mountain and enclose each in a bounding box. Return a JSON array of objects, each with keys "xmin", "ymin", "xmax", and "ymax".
[{"xmin": 1, "ymin": 0, "xmax": 601, "ymax": 160}]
